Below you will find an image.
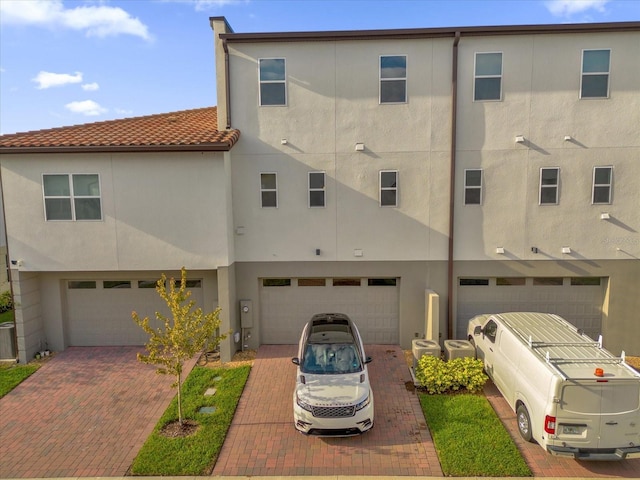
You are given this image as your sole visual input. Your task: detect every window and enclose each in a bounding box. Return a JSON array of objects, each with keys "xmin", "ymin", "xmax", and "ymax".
[
  {"xmin": 333, "ymin": 278, "xmax": 361, "ymax": 286},
  {"xmin": 260, "ymin": 173, "xmax": 278, "ymax": 208},
  {"xmin": 309, "ymin": 172, "xmax": 325, "ymax": 208},
  {"xmin": 103, "ymin": 281, "xmax": 131, "ymax": 289},
  {"xmin": 571, "ymin": 277, "xmax": 601, "ymax": 286},
  {"xmin": 539, "ymin": 168, "xmax": 559, "ymax": 205},
  {"xmin": 380, "ymin": 170, "xmax": 398, "ymax": 207},
  {"xmin": 380, "ymin": 55, "xmax": 407, "ymax": 103},
  {"xmin": 592, "ymin": 166, "xmax": 612, "ymax": 204},
  {"xmin": 259, "ymin": 58, "xmax": 286, "ymax": 106},
  {"xmin": 464, "ymin": 169, "xmax": 482, "ymax": 205},
  {"xmin": 581, "ymin": 49, "xmax": 610, "ymax": 98},
  {"xmin": 68, "ymin": 281, "xmax": 96, "ymax": 289},
  {"xmin": 459, "ymin": 278, "xmax": 489, "ymax": 286},
  {"xmin": 496, "ymin": 277, "xmax": 525, "ymax": 286},
  {"xmin": 533, "ymin": 277, "xmax": 563, "ymax": 286},
  {"xmin": 483, "ymin": 320, "xmax": 498, "ymax": 343},
  {"xmin": 474, "ymin": 52, "xmax": 502, "ymax": 101},
  {"xmin": 43, "ymin": 174, "xmax": 102, "ymax": 221},
  {"xmin": 368, "ymin": 278, "xmax": 397, "ymax": 286},
  {"xmin": 298, "ymin": 278, "xmax": 326, "ymax": 287},
  {"xmin": 263, "ymin": 278, "xmax": 291, "ymax": 287},
  {"xmin": 138, "ymin": 280, "xmax": 160, "ymax": 289}
]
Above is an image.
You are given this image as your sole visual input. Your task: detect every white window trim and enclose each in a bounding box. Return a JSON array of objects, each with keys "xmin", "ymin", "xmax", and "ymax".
[
  {"xmin": 580, "ymin": 49, "xmax": 611, "ymax": 100},
  {"xmin": 464, "ymin": 169, "xmax": 483, "ymax": 205},
  {"xmin": 539, "ymin": 167, "xmax": 559, "ymax": 205},
  {"xmin": 308, "ymin": 171, "xmax": 326, "ymax": 208},
  {"xmin": 260, "ymin": 172, "xmax": 278, "ymax": 208},
  {"xmin": 379, "ymin": 55, "xmax": 407, "ymax": 104},
  {"xmin": 473, "ymin": 52, "xmax": 503, "ymax": 102},
  {"xmin": 592, "ymin": 166, "xmax": 613, "ymax": 205},
  {"xmin": 379, "ymin": 170, "xmax": 398, "ymax": 207},
  {"xmin": 42, "ymin": 173, "xmax": 103, "ymax": 221},
  {"xmin": 258, "ymin": 57, "xmax": 287, "ymax": 107}
]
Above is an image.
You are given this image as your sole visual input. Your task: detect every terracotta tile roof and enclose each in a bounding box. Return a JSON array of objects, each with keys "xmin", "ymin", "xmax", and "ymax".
[{"xmin": 0, "ymin": 107, "xmax": 239, "ymax": 152}]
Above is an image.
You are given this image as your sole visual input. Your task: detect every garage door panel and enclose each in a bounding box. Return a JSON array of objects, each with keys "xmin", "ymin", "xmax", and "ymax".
[
  {"xmin": 260, "ymin": 279, "xmax": 398, "ymax": 345},
  {"xmin": 457, "ymin": 278, "xmax": 603, "ymax": 340},
  {"xmin": 67, "ymin": 281, "xmax": 204, "ymax": 346}
]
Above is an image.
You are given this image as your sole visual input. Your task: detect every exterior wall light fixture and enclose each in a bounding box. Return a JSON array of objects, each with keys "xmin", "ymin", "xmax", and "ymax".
[
  {"xmin": 515, "ymin": 135, "xmax": 525, "ymax": 144},
  {"xmin": 562, "ymin": 246, "xmax": 571, "ymax": 254},
  {"xmin": 355, "ymin": 143, "xmax": 365, "ymax": 151},
  {"xmin": 600, "ymin": 212, "xmax": 610, "ymax": 220},
  {"xmin": 496, "ymin": 247, "xmax": 505, "ymax": 254}
]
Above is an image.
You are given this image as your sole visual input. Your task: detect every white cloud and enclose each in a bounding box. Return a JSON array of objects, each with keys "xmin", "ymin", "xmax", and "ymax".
[
  {"xmin": 65, "ymin": 100, "xmax": 107, "ymax": 116},
  {"xmin": 81, "ymin": 82, "xmax": 100, "ymax": 91},
  {"xmin": 115, "ymin": 108, "xmax": 134, "ymax": 115},
  {"xmin": 545, "ymin": 0, "xmax": 610, "ymax": 17},
  {"xmin": 0, "ymin": 0, "xmax": 152, "ymax": 41},
  {"xmin": 33, "ymin": 71, "xmax": 83, "ymax": 89}
]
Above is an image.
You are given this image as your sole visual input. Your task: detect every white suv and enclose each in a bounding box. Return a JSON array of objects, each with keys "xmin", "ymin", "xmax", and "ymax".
[{"xmin": 291, "ymin": 313, "xmax": 374, "ymax": 436}]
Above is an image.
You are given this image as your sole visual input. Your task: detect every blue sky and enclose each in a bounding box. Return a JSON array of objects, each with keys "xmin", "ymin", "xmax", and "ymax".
[{"xmin": 1, "ymin": 0, "xmax": 638, "ymax": 134}]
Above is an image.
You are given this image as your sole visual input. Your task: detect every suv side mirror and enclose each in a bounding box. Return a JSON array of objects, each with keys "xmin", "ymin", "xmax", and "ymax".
[
  {"xmin": 473, "ymin": 325, "xmax": 482, "ymax": 336},
  {"xmin": 291, "ymin": 357, "xmax": 300, "ymax": 365},
  {"xmin": 365, "ymin": 356, "xmax": 373, "ymax": 364}
]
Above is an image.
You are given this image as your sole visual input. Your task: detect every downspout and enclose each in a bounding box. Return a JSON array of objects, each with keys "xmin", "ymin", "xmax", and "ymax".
[
  {"xmin": 447, "ymin": 31, "xmax": 461, "ymax": 340},
  {"xmin": 222, "ymin": 39, "xmax": 232, "ymax": 129}
]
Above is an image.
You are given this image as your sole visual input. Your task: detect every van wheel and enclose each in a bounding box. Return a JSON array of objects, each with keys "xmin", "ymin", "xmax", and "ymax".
[{"xmin": 516, "ymin": 405, "xmax": 533, "ymax": 442}]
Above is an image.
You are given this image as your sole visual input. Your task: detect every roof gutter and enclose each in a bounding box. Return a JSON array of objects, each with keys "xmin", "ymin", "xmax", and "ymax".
[
  {"xmin": 0, "ymin": 143, "xmax": 236, "ymax": 155},
  {"xmin": 447, "ymin": 31, "xmax": 461, "ymax": 341}
]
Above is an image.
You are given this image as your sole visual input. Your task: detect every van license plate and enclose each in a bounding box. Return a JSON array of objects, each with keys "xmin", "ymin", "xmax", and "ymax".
[{"xmin": 562, "ymin": 425, "xmax": 581, "ymax": 435}]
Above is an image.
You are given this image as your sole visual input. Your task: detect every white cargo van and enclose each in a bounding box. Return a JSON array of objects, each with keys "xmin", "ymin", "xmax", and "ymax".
[{"xmin": 468, "ymin": 312, "xmax": 640, "ymax": 460}]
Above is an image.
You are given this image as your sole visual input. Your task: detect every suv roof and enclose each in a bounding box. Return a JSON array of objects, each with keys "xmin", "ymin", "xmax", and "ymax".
[{"xmin": 308, "ymin": 313, "xmax": 357, "ymax": 344}]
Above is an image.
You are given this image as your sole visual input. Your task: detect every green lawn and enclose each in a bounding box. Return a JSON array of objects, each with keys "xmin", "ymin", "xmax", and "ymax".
[
  {"xmin": 0, "ymin": 363, "xmax": 40, "ymax": 398},
  {"xmin": 131, "ymin": 365, "xmax": 250, "ymax": 475},
  {"xmin": 419, "ymin": 393, "xmax": 532, "ymax": 477},
  {"xmin": 0, "ymin": 310, "xmax": 14, "ymax": 324}
]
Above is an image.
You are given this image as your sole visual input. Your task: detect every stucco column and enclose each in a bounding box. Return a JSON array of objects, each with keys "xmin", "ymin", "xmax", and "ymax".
[{"xmin": 216, "ymin": 264, "xmax": 237, "ymax": 363}]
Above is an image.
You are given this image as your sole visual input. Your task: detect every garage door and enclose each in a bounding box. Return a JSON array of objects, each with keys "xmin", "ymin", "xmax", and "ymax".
[
  {"xmin": 456, "ymin": 276, "xmax": 604, "ymax": 340},
  {"xmin": 66, "ymin": 279, "xmax": 204, "ymax": 346},
  {"xmin": 260, "ymin": 277, "xmax": 399, "ymax": 344}
]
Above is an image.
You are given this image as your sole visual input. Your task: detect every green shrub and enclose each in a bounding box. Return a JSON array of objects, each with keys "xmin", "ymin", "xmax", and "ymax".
[
  {"xmin": 0, "ymin": 291, "xmax": 13, "ymax": 314},
  {"xmin": 416, "ymin": 355, "xmax": 487, "ymax": 394}
]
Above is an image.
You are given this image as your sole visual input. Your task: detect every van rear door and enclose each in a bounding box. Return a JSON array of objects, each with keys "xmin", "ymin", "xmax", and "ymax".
[{"xmin": 557, "ymin": 380, "xmax": 640, "ymax": 449}]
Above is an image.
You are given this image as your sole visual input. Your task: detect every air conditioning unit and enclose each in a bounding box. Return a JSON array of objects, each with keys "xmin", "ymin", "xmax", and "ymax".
[
  {"xmin": 412, "ymin": 339, "xmax": 441, "ymax": 369},
  {"xmin": 444, "ymin": 339, "xmax": 476, "ymax": 361}
]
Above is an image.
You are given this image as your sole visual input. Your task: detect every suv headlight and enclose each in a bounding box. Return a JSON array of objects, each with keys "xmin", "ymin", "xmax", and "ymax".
[
  {"xmin": 296, "ymin": 393, "xmax": 313, "ymax": 412},
  {"xmin": 355, "ymin": 393, "xmax": 371, "ymax": 411}
]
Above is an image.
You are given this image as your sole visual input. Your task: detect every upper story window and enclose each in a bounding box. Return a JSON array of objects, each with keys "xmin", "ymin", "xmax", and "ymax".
[
  {"xmin": 474, "ymin": 52, "xmax": 502, "ymax": 101},
  {"xmin": 581, "ymin": 49, "xmax": 610, "ymax": 99},
  {"xmin": 539, "ymin": 167, "xmax": 559, "ymax": 205},
  {"xmin": 43, "ymin": 173, "xmax": 102, "ymax": 221},
  {"xmin": 260, "ymin": 172, "xmax": 278, "ymax": 208},
  {"xmin": 592, "ymin": 166, "xmax": 612, "ymax": 204},
  {"xmin": 380, "ymin": 55, "xmax": 407, "ymax": 104},
  {"xmin": 379, "ymin": 170, "xmax": 398, "ymax": 207},
  {"xmin": 464, "ymin": 169, "xmax": 483, "ymax": 205},
  {"xmin": 259, "ymin": 58, "xmax": 286, "ymax": 106},
  {"xmin": 308, "ymin": 171, "xmax": 326, "ymax": 208}
]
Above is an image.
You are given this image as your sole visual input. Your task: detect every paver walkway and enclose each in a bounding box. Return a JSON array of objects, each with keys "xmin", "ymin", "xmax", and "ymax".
[
  {"xmin": 485, "ymin": 381, "xmax": 640, "ymax": 478},
  {"xmin": 213, "ymin": 344, "xmax": 443, "ymax": 476},
  {"xmin": 0, "ymin": 347, "xmax": 188, "ymax": 478}
]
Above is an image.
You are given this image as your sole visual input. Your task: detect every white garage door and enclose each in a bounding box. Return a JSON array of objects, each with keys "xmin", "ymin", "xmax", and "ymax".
[
  {"xmin": 260, "ymin": 277, "xmax": 399, "ymax": 344},
  {"xmin": 66, "ymin": 279, "xmax": 204, "ymax": 346},
  {"xmin": 456, "ymin": 276, "xmax": 604, "ymax": 340}
]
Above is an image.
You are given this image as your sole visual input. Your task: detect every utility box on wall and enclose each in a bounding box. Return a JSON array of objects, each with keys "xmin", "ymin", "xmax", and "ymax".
[{"xmin": 239, "ymin": 300, "xmax": 253, "ymax": 328}]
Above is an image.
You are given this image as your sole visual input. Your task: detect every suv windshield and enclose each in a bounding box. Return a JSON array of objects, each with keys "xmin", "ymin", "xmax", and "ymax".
[{"xmin": 302, "ymin": 343, "xmax": 362, "ymax": 374}]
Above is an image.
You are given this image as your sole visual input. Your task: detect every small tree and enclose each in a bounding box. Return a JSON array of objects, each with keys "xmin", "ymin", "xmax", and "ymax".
[{"xmin": 132, "ymin": 267, "xmax": 226, "ymax": 425}]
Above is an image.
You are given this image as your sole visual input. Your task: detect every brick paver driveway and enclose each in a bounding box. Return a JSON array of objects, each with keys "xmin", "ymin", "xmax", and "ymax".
[
  {"xmin": 213, "ymin": 344, "xmax": 443, "ymax": 476},
  {"xmin": 0, "ymin": 347, "xmax": 186, "ymax": 478}
]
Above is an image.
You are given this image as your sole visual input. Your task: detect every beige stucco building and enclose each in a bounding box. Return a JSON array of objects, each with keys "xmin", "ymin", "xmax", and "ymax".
[{"xmin": 0, "ymin": 19, "xmax": 638, "ymax": 363}]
